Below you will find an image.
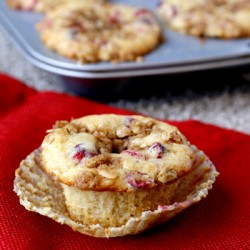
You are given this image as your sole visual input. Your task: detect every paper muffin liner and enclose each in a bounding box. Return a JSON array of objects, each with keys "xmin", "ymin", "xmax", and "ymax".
[{"xmin": 14, "ymin": 146, "xmax": 219, "ymax": 238}]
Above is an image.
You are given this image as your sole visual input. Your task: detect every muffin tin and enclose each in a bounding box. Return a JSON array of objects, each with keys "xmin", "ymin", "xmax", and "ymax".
[{"xmin": 1, "ymin": 0, "xmax": 250, "ymax": 78}]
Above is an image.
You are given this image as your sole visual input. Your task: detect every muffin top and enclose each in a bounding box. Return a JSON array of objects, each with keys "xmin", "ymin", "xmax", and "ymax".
[
  {"xmin": 41, "ymin": 114, "xmax": 195, "ymax": 192},
  {"xmin": 36, "ymin": 1, "xmax": 161, "ymax": 63},
  {"xmin": 157, "ymin": 0, "xmax": 250, "ymax": 38}
]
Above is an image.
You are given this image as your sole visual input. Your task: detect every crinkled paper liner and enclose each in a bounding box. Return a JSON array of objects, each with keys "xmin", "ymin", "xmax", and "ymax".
[{"xmin": 14, "ymin": 146, "xmax": 219, "ymax": 238}]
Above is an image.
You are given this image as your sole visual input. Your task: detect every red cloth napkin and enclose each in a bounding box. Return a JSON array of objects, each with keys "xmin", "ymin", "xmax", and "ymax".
[{"xmin": 0, "ymin": 74, "xmax": 249, "ymax": 250}]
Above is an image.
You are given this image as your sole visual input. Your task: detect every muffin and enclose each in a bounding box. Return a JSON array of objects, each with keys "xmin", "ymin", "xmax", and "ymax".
[
  {"xmin": 157, "ymin": 0, "xmax": 250, "ymax": 38},
  {"xmin": 7, "ymin": 0, "xmax": 105, "ymax": 13},
  {"xmin": 36, "ymin": 2, "xmax": 162, "ymax": 63},
  {"xmin": 14, "ymin": 114, "xmax": 219, "ymax": 237}
]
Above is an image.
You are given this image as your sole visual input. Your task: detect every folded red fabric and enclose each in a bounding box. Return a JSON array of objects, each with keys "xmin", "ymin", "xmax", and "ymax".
[{"xmin": 0, "ymin": 74, "xmax": 249, "ymax": 250}]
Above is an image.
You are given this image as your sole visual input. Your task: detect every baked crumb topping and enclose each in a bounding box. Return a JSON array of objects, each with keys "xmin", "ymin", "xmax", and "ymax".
[{"xmin": 41, "ymin": 115, "xmax": 195, "ymax": 191}]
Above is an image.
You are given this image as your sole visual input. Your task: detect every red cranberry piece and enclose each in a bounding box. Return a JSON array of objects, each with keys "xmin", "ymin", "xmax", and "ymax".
[
  {"xmin": 73, "ymin": 151, "xmax": 85, "ymax": 161},
  {"xmin": 126, "ymin": 171, "xmax": 152, "ymax": 188},
  {"xmin": 109, "ymin": 10, "xmax": 120, "ymax": 24},
  {"xmin": 148, "ymin": 142, "xmax": 165, "ymax": 158},
  {"xmin": 73, "ymin": 144, "xmax": 97, "ymax": 161},
  {"xmin": 121, "ymin": 150, "xmax": 145, "ymax": 159},
  {"xmin": 135, "ymin": 8, "xmax": 151, "ymax": 17},
  {"xmin": 135, "ymin": 9, "xmax": 154, "ymax": 26}
]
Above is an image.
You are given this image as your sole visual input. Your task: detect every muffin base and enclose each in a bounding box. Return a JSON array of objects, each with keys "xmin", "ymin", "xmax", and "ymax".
[
  {"xmin": 14, "ymin": 146, "xmax": 218, "ymax": 238},
  {"xmin": 62, "ymin": 181, "xmax": 179, "ymax": 228}
]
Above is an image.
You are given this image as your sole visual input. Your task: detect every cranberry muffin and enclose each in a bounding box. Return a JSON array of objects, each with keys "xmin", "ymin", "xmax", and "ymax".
[
  {"xmin": 36, "ymin": 2, "xmax": 162, "ymax": 63},
  {"xmin": 41, "ymin": 115, "xmax": 195, "ymax": 228},
  {"xmin": 158, "ymin": 0, "xmax": 250, "ymax": 38},
  {"xmin": 14, "ymin": 114, "xmax": 219, "ymax": 237}
]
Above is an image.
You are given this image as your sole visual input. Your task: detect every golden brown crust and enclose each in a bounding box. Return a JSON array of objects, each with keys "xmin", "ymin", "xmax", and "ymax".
[{"xmin": 41, "ymin": 115, "xmax": 196, "ymax": 192}]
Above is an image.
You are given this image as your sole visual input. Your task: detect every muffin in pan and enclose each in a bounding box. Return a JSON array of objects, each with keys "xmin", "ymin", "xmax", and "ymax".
[
  {"xmin": 36, "ymin": 2, "xmax": 162, "ymax": 63},
  {"xmin": 7, "ymin": 0, "xmax": 105, "ymax": 13},
  {"xmin": 157, "ymin": 0, "xmax": 250, "ymax": 38},
  {"xmin": 14, "ymin": 114, "xmax": 219, "ymax": 237}
]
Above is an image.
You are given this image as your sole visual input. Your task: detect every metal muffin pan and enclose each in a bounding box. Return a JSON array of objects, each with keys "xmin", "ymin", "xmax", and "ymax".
[
  {"xmin": 1, "ymin": 0, "xmax": 250, "ymax": 77},
  {"xmin": 6, "ymin": 39, "xmax": 250, "ymax": 79}
]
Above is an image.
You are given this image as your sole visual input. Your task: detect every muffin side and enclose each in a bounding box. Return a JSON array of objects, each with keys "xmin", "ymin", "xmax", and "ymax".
[{"xmin": 62, "ymin": 181, "xmax": 179, "ymax": 227}]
